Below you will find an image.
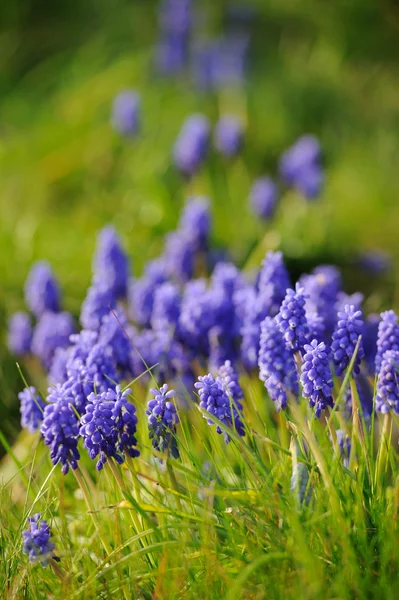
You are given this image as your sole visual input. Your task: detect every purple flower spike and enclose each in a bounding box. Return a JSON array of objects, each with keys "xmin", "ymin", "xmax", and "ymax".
[
  {"xmin": 18, "ymin": 386, "xmax": 46, "ymax": 433},
  {"xmin": 7, "ymin": 312, "xmax": 32, "ymax": 355},
  {"xmin": 80, "ymin": 386, "xmax": 139, "ymax": 470},
  {"xmin": 331, "ymin": 305, "xmax": 365, "ymax": 377},
  {"xmin": 376, "ymin": 350, "xmax": 399, "ymax": 414},
  {"xmin": 173, "ymin": 114, "xmax": 210, "ymax": 176},
  {"xmin": 215, "ymin": 115, "xmax": 243, "ymax": 157},
  {"xmin": 93, "ymin": 225, "xmax": 129, "ymax": 299},
  {"xmin": 146, "ymin": 384, "xmax": 179, "ymax": 458},
  {"xmin": 375, "ymin": 310, "xmax": 399, "ymax": 374},
  {"xmin": 24, "ymin": 261, "xmax": 60, "ymax": 317},
  {"xmin": 111, "ymin": 90, "xmax": 140, "ymax": 136},
  {"xmin": 22, "ymin": 514, "xmax": 55, "ymax": 567},
  {"xmin": 249, "ymin": 177, "xmax": 278, "ymax": 220},
  {"xmin": 41, "ymin": 399, "xmax": 80, "ymax": 474},
  {"xmin": 276, "ymin": 284, "xmax": 310, "ymax": 352},
  {"xmin": 300, "ymin": 340, "xmax": 334, "ymax": 417}
]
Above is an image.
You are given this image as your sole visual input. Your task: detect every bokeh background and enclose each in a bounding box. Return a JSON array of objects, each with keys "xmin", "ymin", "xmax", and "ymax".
[{"xmin": 1, "ymin": 0, "xmax": 399, "ymax": 444}]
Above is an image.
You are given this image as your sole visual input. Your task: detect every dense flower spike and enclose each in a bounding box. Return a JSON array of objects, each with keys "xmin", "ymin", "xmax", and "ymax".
[
  {"xmin": 279, "ymin": 135, "xmax": 324, "ymax": 200},
  {"xmin": 258, "ymin": 251, "xmax": 291, "ymax": 316},
  {"xmin": 276, "ymin": 284, "xmax": 309, "ymax": 352},
  {"xmin": 173, "ymin": 114, "xmax": 210, "ymax": 175},
  {"xmin": 179, "ymin": 196, "xmax": 211, "ymax": 251},
  {"xmin": 376, "ymin": 350, "xmax": 399, "ymax": 414},
  {"xmin": 217, "ymin": 360, "xmax": 243, "ymax": 411},
  {"xmin": 215, "ymin": 115, "xmax": 243, "ymax": 157},
  {"xmin": 7, "ymin": 311, "xmax": 32, "ymax": 355},
  {"xmin": 146, "ymin": 384, "xmax": 179, "ymax": 458},
  {"xmin": 195, "ymin": 374, "xmax": 245, "ymax": 441},
  {"xmin": 331, "ymin": 305, "xmax": 365, "ymax": 376},
  {"xmin": 375, "ymin": 310, "xmax": 399, "ymax": 374},
  {"xmin": 99, "ymin": 309, "xmax": 132, "ymax": 374},
  {"xmin": 80, "ymin": 284, "xmax": 115, "ymax": 330},
  {"xmin": 80, "ymin": 386, "xmax": 139, "ymax": 470},
  {"xmin": 24, "ymin": 261, "xmax": 60, "ymax": 317},
  {"xmin": 31, "ymin": 311, "xmax": 75, "ymax": 369},
  {"xmin": 249, "ymin": 177, "xmax": 278, "ymax": 220},
  {"xmin": 151, "ymin": 282, "xmax": 181, "ymax": 334},
  {"xmin": 156, "ymin": 0, "xmax": 191, "ymax": 74},
  {"xmin": 93, "ymin": 226, "xmax": 129, "ymax": 298},
  {"xmin": 300, "ymin": 340, "xmax": 334, "ymax": 417},
  {"xmin": 111, "ymin": 90, "xmax": 140, "ymax": 136},
  {"xmin": 128, "ymin": 260, "xmax": 167, "ymax": 327},
  {"xmin": 179, "ymin": 278, "xmax": 212, "ymax": 355},
  {"xmin": 300, "ymin": 265, "xmax": 342, "ymax": 335},
  {"xmin": 18, "ymin": 387, "xmax": 45, "ymax": 433},
  {"xmin": 41, "ymin": 399, "xmax": 80, "ymax": 474},
  {"xmin": 22, "ymin": 514, "xmax": 55, "ymax": 566},
  {"xmin": 164, "ymin": 231, "xmax": 196, "ymax": 282},
  {"xmin": 258, "ymin": 317, "xmax": 299, "ymax": 410}
]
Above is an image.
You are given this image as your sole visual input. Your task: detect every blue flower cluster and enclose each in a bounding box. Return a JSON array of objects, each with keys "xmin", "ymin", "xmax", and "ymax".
[
  {"xmin": 173, "ymin": 114, "xmax": 210, "ymax": 176},
  {"xmin": 195, "ymin": 373, "xmax": 245, "ymax": 442},
  {"xmin": 80, "ymin": 386, "xmax": 139, "ymax": 470},
  {"xmin": 276, "ymin": 284, "xmax": 309, "ymax": 353},
  {"xmin": 146, "ymin": 384, "xmax": 179, "ymax": 458},
  {"xmin": 41, "ymin": 399, "xmax": 81, "ymax": 474},
  {"xmin": 376, "ymin": 350, "xmax": 399, "ymax": 414},
  {"xmin": 18, "ymin": 387, "xmax": 45, "ymax": 433},
  {"xmin": 279, "ymin": 135, "xmax": 324, "ymax": 200},
  {"xmin": 331, "ymin": 305, "xmax": 365, "ymax": 376},
  {"xmin": 22, "ymin": 514, "xmax": 55, "ymax": 566},
  {"xmin": 300, "ymin": 340, "xmax": 334, "ymax": 417}
]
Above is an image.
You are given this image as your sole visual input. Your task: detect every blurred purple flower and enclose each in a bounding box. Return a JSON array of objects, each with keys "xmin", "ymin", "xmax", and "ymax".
[
  {"xmin": 215, "ymin": 115, "xmax": 243, "ymax": 157},
  {"xmin": 111, "ymin": 90, "xmax": 140, "ymax": 136},
  {"xmin": 249, "ymin": 177, "xmax": 278, "ymax": 220}
]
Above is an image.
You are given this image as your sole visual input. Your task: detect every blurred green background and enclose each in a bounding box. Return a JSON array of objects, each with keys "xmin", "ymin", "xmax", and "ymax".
[{"xmin": 1, "ymin": 0, "xmax": 399, "ymax": 442}]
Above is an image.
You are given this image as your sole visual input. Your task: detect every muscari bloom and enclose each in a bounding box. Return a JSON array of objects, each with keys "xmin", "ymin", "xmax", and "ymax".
[
  {"xmin": 41, "ymin": 399, "xmax": 80, "ymax": 474},
  {"xmin": 258, "ymin": 317, "xmax": 299, "ymax": 411},
  {"xmin": 151, "ymin": 282, "xmax": 181, "ymax": 334},
  {"xmin": 93, "ymin": 226, "xmax": 129, "ymax": 298},
  {"xmin": 279, "ymin": 134, "xmax": 324, "ymax": 200},
  {"xmin": 299, "ymin": 265, "xmax": 342, "ymax": 336},
  {"xmin": 146, "ymin": 384, "xmax": 179, "ymax": 458},
  {"xmin": 258, "ymin": 251, "xmax": 291, "ymax": 316},
  {"xmin": 128, "ymin": 259, "xmax": 167, "ymax": 327},
  {"xmin": 178, "ymin": 278, "xmax": 212, "ymax": 355},
  {"xmin": 22, "ymin": 514, "xmax": 55, "ymax": 566},
  {"xmin": 80, "ymin": 386, "xmax": 139, "ymax": 470},
  {"xmin": 18, "ymin": 387, "xmax": 45, "ymax": 434},
  {"xmin": 7, "ymin": 311, "xmax": 32, "ymax": 355},
  {"xmin": 300, "ymin": 340, "xmax": 334, "ymax": 417},
  {"xmin": 179, "ymin": 196, "xmax": 211, "ymax": 252},
  {"xmin": 276, "ymin": 284, "xmax": 309, "ymax": 353},
  {"xmin": 375, "ymin": 310, "xmax": 399, "ymax": 374},
  {"xmin": 194, "ymin": 374, "xmax": 245, "ymax": 442},
  {"xmin": 24, "ymin": 261, "xmax": 60, "ymax": 317},
  {"xmin": 80, "ymin": 284, "xmax": 116, "ymax": 331},
  {"xmin": 331, "ymin": 304, "xmax": 365, "ymax": 377},
  {"xmin": 249, "ymin": 177, "xmax": 278, "ymax": 221},
  {"xmin": 99, "ymin": 308, "xmax": 132, "ymax": 375},
  {"xmin": 376, "ymin": 350, "xmax": 399, "ymax": 414},
  {"xmin": 215, "ymin": 115, "xmax": 243, "ymax": 157},
  {"xmin": 173, "ymin": 114, "xmax": 210, "ymax": 176},
  {"xmin": 31, "ymin": 311, "xmax": 75, "ymax": 370},
  {"xmin": 111, "ymin": 90, "xmax": 140, "ymax": 136},
  {"xmin": 164, "ymin": 231, "xmax": 196, "ymax": 283},
  {"xmin": 217, "ymin": 360, "xmax": 243, "ymax": 412}
]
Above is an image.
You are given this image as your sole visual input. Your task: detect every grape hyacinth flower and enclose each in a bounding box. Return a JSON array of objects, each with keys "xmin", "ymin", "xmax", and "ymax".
[
  {"xmin": 194, "ymin": 374, "xmax": 245, "ymax": 442},
  {"xmin": 249, "ymin": 177, "xmax": 278, "ymax": 220},
  {"xmin": 151, "ymin": 282, "xmax": 181, "ymax": 334},
  {"xmin": 376, "ymin": 350, "xmax": 399, "ymax": 414},
  {"xmin": 164, "ymin": 231, "xmax": 196, "ymax": 283},
  {"xmin": 300, "ymin": 340, "xmax": 334, "ymax": 417},
  {"xmin": 128, "ymin": 260, "xmax": 167, "ymax": 327},
  {"xmin": 300, "ymin": 265, "xmax": 342, "ymax": 335},
  {"xmin": 179, "ymin": 196, "xmax": 211, "ymax": 252},
  {"xmin": 276, "ymin": 284, "xmax": 309, "ymax": 353},
  {"xmin": 99, "ymin": 309, "xmax": 132, "ymax": 375},
  {"xmin": 331, "ymin": 305, "xmax": 365, "ymax": 377},
  {"xmin": 179, "ymin": 278, "xmax": 212, "ymax": 355},
  {"xmin": 7, "ymin": 311, "xmax": 32, "ymax": 355},
  {"xmin": 146, "ymin": 384, "xmax": 179, "ymax": 458},
  {"xmin": 24, "ymin": 261, "xmax": 60, "ymax": 317},
  {"xmin": 173, "ymin": 114, "xmax": 210, "ymax": 176},
  {"xmin": 31, "ymin": 311, "xmax": 75, "ymax": 370},
  {"xmin": 18, "ymin": 387, "xmax": 45, "ymax": 433},
  {"xmin": 375, "ymin": 310, "xmax": 399, "ymax": 374},
  {"xmin": 111, "ymin": 90, "xmax": 140, "ymax": 136},
  {"xmin": 22, "ymin": 514, "xmax": 55, "ymax": 567},
  {"xmin": 279, "ymin": 135, "xmax": 324, "ymax": 200},
  {"xmin": 80, "ymin": 386, "xmax": 139, "ymax": 470},
  {"xmin": 93, "ymin": 226, "xmax": 129, "ymax": 298},
  {"xmin": 156, "ymin": 0, "xmax": 191, "ymax": 75},
  {"xmin": 41, "ymin": 399, "xmax": 80, "ymax": 474},
  {"xmin": 258, "ymin": 317, "xmax": 299, "ymax": 411},
  {"xmin": 258, "ymin": 251, "xmax": 291, "ymax": 316},
  {"xmin": 217, "ymin": 360, "xmax": 243, "ymax": 413},
  {"xmin": 80, "ymin": 284, "xmax": 115, "ymax": 330},
  {"xmin": 215, "ymin": 115, "xmax": 243, "ymax": 157}
]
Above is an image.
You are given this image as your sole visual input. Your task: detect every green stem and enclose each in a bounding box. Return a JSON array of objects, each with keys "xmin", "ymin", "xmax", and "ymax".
[
  {"xmin": 375, "ymin": 412, "xmax": 392, "ymax": 485},
  {"xmin": 167, "ymin": 459, "xmax": 183, "ymax": 512},
  {"xmin": 73, "ymin": 467, "xmax": 112, "ymax": 555}
]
